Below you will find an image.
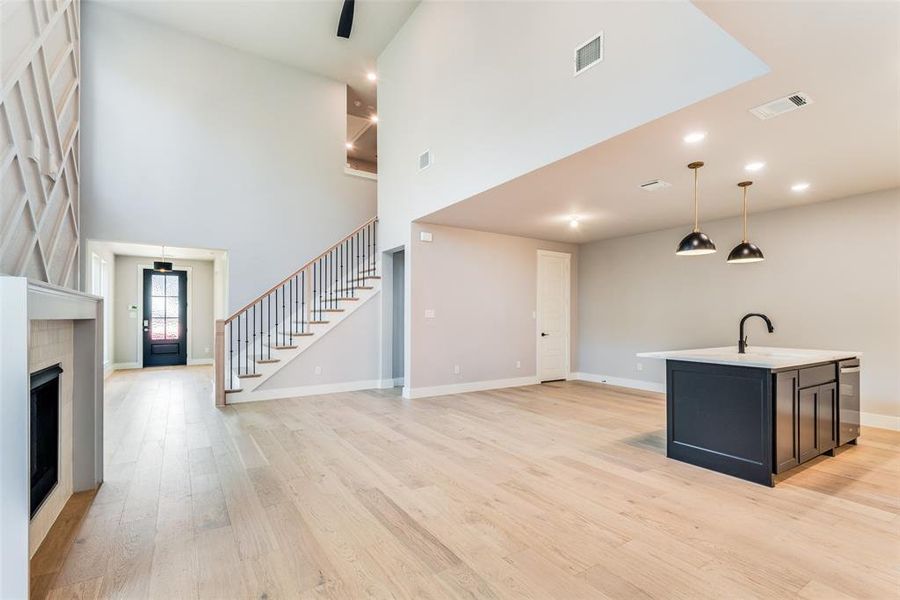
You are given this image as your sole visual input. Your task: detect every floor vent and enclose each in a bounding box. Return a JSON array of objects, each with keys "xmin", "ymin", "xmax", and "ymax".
[
  {"xmin": 418, "ymin": 149, "xmax": 432, "ymax": 171},
  {"xmin": 575, "ymin": 32, "xmax": 604, "ymax": 75},
  {"xmin": 749, "ymin": 92, "xmax": 813, "ymax": 120}
]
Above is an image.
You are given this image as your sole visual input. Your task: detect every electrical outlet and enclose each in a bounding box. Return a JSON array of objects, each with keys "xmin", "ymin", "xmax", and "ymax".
[
  {"xmin": 516, "ymin": 361, "xmax": 521, "ymax": 369},
  {"xmin": 314, "ymin": 366, "xmax": 322, "ymax": 375},
  {"xmin": 636, "ymin": 362, "xmax": 643, "ymax": 372},
  {"xmin": 205, "ymin": 347, "xmax": 210, "ymax": 354},
  {"xmin": 453, "ymin": 365, "xmax": 460, "ymax": 375}
]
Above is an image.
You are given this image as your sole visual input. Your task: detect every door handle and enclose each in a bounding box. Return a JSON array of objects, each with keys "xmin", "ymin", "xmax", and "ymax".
[{"xmin": 541, "ymin": 332, "xmax": 549, "ymax": 337}]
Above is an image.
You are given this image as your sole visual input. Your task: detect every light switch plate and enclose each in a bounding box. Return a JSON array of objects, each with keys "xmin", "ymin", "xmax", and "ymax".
[
  {"xmin": 424, "ymin": 309, "xmax": 435, "ymax": 319},
  {"xmin": 420, "ymin": 231, "xmax": 433, "ymax": 242}
]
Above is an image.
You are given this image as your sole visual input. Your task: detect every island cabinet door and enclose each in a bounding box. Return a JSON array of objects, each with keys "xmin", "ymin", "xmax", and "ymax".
[
  {"xmin": 817, "ymin": 383, "xmax": 837, "ymax": 453},
  {"xmin": 774, "ymin": 371, "xmax": 800, "ymax": 473},
  {"xmin": 798, "ymin": 387, "xmax": 820, "ymax": 463}
]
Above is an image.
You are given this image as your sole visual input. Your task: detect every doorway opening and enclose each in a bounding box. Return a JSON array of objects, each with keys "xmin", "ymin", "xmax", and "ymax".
[
  {"xmin": 536, "ymin": 250, "xmax": 571, "ymax": 382},
  {"xmin": 391, "ymin": 249, "xmax": 405, "ymax": 386}
]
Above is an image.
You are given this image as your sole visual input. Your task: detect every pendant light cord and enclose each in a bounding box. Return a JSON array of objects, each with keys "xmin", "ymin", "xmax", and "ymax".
[
  {"xmin": 742, "ymin": 186, "xmax": 748, "ymax": 243},
  {"xmin": 692, "ymin": 167, "xmax": 700, "ymax": 233}
]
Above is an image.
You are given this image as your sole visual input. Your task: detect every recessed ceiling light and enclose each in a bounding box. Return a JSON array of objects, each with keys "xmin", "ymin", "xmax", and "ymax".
[
  {"xmin": 345, "ymin": 142, "xmax": 354, "ymax": 150},
  {"xmin": 370, "ymin": 115, "xmax": 379, "ymax": 123},
  {"xmin": 569, "ymin": 216, "xmax": 580, "ymax": 228},
  {"xmin": 366, "ymin": 72, "xmax": 377, "ymax": 82},
  {"xmin": 683, "ymin": 131, "xmax": 706, "ymax": 144},
  {"xmin": 744, "ymin": 161, "xmax": 765, "ymax": 172},
  {"xmin": 791, "ymin": 182, "xmax": 810, "ymax": 192}
]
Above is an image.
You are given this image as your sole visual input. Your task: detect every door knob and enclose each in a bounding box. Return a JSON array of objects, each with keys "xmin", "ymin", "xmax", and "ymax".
[{"xmin": 541, "ymin": 332, "xmax": 549, "ymax": 337}]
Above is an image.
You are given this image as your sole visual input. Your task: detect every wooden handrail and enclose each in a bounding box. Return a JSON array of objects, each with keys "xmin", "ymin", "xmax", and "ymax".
[{"xmin": 225, "ymin": 216, "xmax": 377, "ymax": 323}]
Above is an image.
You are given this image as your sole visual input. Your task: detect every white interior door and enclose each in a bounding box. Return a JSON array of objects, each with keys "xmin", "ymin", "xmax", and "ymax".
[{"xmin": 537, "ymin": 250, "xmax": 570, "ymax": 382}]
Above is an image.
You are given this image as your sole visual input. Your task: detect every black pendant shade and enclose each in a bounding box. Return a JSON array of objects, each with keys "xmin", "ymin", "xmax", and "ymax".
[
  {"xmin": 727, "ymin": 242, "xmax": 764, "ymax": 263},
  {"xmin": 727, "ymin": 180, "xmax": 765, "ymax": 264},
  {"xmin": 677, "ymin": 231, "xmax": 717, "ymax": 255},
  {"xmin": 675, "ymin": 161, "xmax": 717, "ymax": 256},
  {"xmin": 153, "ymin": 260, "xmax": 173, "ymax": 272}
]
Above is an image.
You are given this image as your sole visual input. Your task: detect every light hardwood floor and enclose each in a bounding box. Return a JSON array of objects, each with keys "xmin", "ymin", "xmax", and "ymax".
[{"xmin": 33, "ymin": 366, "xmax": 899, "ymax": 599}]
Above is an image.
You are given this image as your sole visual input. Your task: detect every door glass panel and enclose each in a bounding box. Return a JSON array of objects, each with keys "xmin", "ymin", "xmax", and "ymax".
[
  {"xmin": 151, "ymin": 297, "xmax": 165, "ymax": 318},
  {"xmin": 165, "ymin": 318, "xmax": 179, "ymax": 339},
  {"xmin": 151, "ymin": 319, "xmax": 165, "ymax": 340},
  {"xmin": 151, "ymin": 274, "xmax": 165, "ymax": 296},
  {"xmin": 165, "ymin": 297, "xmax": 179, "ymax": 318},
  {"xmin": 166, "ymin": 275, "xmax": 179, "ymax": 297}
]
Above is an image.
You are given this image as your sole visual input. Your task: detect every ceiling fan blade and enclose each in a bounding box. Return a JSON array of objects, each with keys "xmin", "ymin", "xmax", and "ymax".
[{"xmin": 337, "ymin": 0, "xmax": 355, "ymax": 38}]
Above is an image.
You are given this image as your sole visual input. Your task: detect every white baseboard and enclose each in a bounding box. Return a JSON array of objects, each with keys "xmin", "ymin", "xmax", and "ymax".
[
  {"xmin": 187, "ymin": 358, "xmax": 213, "ymax": 366},
  {"xmin": 861, "ymin": 411, "xmax": 900, "ymax": 431},
  {"xmin": 111, "ymin": 362, "xmax": 140, "ymax": 371},
  {"xmin": 403, "ymin": 376, "xmax": 540, "ymax": 400},
  {"xmin": 572, "ymin": 373, "xmax": 898, "ymax": 431},
  {"xmin": 378, "ymin": 377, "xmax": 403, "ymax": 389},
  {"xmin": 227, "ymin": 379, "xmax": 382, "ymax": 404},
  {"xmin": 571, "ymin": 372, "xmax": 665, "ymax": 394}
]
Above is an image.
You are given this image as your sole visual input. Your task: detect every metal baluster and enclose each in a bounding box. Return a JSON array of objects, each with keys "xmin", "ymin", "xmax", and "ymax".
[
  {"xmin": 300, "ymin": 271, "xmax": 305, "ymax": 333},
  {"xmin": 242, "ymin": 312, "xmax": 247, "ymax": 376},
  {"xmin": 288, "ymin": 278, "xmax": 293, "ymax": 345},
  {"xmin": 252, "ymin": 304, "xmax": 256, "ymax": 374},
  {"xmin": 228, "ymin": 321, "xmax": 233, "ymax": 389},
  {"xmin": 372, "ymin": 221, "xmax": 376, "ymax": 274},
  {"xmin": 294, "ymin": 275, "xmax": 299, "ymax": 335},
  {"xmin": 281, "ymin": 284, "xmax": 286, "ymax": 346},
  {"xmin": 267, "ymin": 293, "xmax": 271, "ymax": 359}
]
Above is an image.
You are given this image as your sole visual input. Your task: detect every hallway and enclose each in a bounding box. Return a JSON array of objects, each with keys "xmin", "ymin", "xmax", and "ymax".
[{"xmin": 31, "ymin": 367, "xmax": 900, "ymax": 599}]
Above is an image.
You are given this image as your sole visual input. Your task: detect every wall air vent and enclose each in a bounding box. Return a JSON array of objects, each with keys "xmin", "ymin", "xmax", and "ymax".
[
  {"xmin": 574, "ymin": 32, "xmax": 604, "ymax": 75},
  {"xmin": 749, "ymin": 92, "xmax": 813, "ymax": 120},
  {"xmin": 418, "ymin": 149, "xmax": 432, "ymax": 171},
  {"xmin": 640, "ymin": 179, "xmax": 671, "ymax": 192}
]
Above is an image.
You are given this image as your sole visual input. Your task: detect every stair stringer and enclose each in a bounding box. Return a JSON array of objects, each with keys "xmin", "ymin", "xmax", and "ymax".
[{"xmin": 225, "ymin": 281, "xmax": 381, "ymax": 404}]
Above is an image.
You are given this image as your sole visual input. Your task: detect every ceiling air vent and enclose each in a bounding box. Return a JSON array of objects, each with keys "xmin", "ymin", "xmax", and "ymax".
[
  {"xmin": 574, "ymin": 32, "xmax": 604, "ymax": 75},
  {"xmin": 418, "ymin": 149, "xmax": 432, "ymax": 171},
  {"xmin": 749, "ymin": 92, "xmax": 813, "ymax": 120},
  {"xmin": 640, "ymin": 179, "xmax": 671, "ymax": 192}
]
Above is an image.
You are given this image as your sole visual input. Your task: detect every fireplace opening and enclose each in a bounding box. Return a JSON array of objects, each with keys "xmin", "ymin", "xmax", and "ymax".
[{"xmin": 30, "ymin": 364, "xmax": 62, "ymax": 518}]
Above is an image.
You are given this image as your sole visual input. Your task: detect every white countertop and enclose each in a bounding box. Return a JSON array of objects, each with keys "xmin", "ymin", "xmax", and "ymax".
[{"xmin": 636, "ymin": 346, "xmax": 861, "ymax": 369}]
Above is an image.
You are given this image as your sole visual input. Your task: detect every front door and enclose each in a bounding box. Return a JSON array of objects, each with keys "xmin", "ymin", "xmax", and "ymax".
[
  {"xmin": 537, "ymin": 250, "xmax": 570, "ymax": 382},
  {"xmin": 142, "ymin": 269, "xmax": 187, "ymax": 367}
]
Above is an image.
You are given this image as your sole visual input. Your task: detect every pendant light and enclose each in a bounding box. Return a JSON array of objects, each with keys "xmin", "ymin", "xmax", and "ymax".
[
  {"xmin": 727, "ymin": 181, "xmax": 765, "ymax": 263},
  {"xmin": 154, "ymin": 245, "xmax": 173, "ymax": 272},
  {"xmin": 676, "ymin": 161, "xmax": 717, "ymax": 255}
]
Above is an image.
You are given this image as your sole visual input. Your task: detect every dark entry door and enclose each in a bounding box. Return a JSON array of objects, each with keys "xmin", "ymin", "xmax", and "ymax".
[{"xmin": 143, "ymin": 269, "xmax": 188, "ymax": 367}]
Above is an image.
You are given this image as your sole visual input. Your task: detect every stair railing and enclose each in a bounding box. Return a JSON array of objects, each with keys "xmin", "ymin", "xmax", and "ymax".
[{"xmin": 214, "ymin": 217, "xmax": 377, "ymax": 405}]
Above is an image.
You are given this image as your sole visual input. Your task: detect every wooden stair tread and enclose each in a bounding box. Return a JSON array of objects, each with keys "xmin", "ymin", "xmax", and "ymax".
[
  {"xmin": 224, "ymin": 388, "xmax": 243, "ymax": 394},
  {"xmin": 308, "ymin": 321, "xmax": 330, "ymax": 325},
  {"xmin": 257, "ymin": 358, "xmax": 280, "ymax": 364},
  {"xmin": 322, "ymin": 309, "xmax": 345, "ymax": 313},
  {"xmin": 273, "ymin": 345, "xmax": 298, "ymax": 350},
  {"xmin": 237, "ymin": 373, "xmax": 262, "ymax": 379}
]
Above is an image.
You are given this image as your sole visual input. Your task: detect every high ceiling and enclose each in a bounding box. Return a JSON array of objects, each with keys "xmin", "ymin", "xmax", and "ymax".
[
  {"xmin": 422, "ymin": 1, "xmax": 900, "ymax": 243},
  {"xmin": 94, "ymin": 0, "xmax": 418, "ymax": 107}
]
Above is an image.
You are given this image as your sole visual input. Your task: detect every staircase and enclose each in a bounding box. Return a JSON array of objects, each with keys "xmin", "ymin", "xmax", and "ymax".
[{"xmin": 214, "ymin": 217, "xmax": 379, "ymax": 405}]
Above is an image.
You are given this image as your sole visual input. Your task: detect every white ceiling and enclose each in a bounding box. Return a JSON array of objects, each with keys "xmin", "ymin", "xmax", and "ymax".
[
  {"xmin": 421, "ymin": 1, "xmax": 900, "ymax": 243},
  {"xmin": 93, "ymin": 240, "xmax": 226, "ymax": 262},
  {"xmin": 93, "ymin": 0, "xmax": 418, "ymax": 107}
]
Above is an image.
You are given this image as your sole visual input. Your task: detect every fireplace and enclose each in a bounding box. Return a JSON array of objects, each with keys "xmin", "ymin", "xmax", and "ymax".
[{"xmin": 30, "ymin": 364, "xmax": 62, "ymax": 518}]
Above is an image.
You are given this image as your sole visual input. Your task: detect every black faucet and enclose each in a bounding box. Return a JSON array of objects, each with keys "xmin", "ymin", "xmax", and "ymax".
[{"xmin": 738, "ymin": 313, "xmax": 774, "ymax": 354}]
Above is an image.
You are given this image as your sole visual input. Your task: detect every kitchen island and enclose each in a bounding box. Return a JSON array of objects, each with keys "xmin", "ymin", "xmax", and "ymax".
[{"xmin": 637, "ymin": 346, "xmax": 861, "ymax": 486}]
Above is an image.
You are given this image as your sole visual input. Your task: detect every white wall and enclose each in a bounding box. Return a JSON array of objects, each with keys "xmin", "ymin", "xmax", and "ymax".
[
  {"xmin": 408, "ymin": 223, "xmax": 577, "ymax": 395},
  {"xmin": 376, "ymin": 0, "xmax": 767, "ymax": 250},
  {"xmin": 80, "ymin": 3, "xmax": 376, "ymax": 313},
  {"xmin": 113, "ymin": 255, "xmax": 215, "ymax": 365},
  {"xmin": 577, "ymin": 188, "xmax": 900, "ymax": 423}
]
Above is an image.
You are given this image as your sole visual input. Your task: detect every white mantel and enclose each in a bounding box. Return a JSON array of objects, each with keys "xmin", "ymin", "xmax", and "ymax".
[{"xmin": 0, "ymin": 277, "xmax": 104, "ymax": 600}]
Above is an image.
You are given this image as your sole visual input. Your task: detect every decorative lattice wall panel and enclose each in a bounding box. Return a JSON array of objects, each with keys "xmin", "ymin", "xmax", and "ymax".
[{"xmin": 1, "ymin": 0, "xmax": 80, "ymax": 288}]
